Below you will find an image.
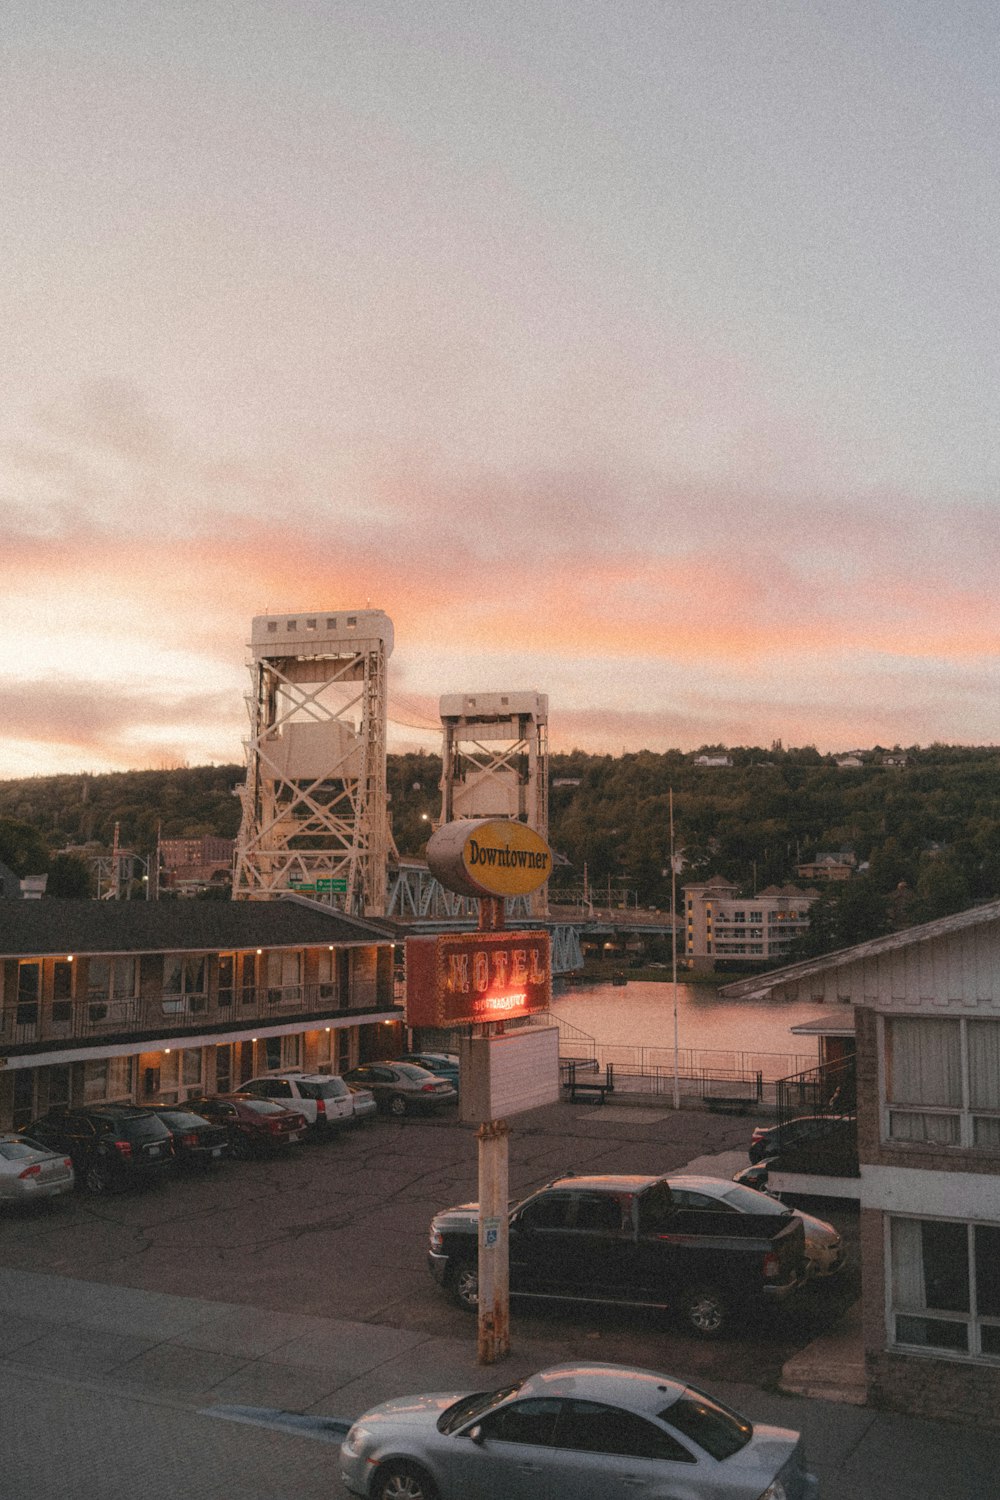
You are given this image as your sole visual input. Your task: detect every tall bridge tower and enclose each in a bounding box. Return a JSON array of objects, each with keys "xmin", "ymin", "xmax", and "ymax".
[
  {"xmin": 233, "ymin": 609, "xmax": 392, "ymax": 915},
  {"xmin": 438, "ymin": 691, "xmax": 549, "ymax": 912}
]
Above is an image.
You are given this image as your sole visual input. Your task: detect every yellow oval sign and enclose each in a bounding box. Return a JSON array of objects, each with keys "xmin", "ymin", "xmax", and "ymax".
[{"xmin": 426, "ymin": 819, "xmax": 552, "ymax": 899}]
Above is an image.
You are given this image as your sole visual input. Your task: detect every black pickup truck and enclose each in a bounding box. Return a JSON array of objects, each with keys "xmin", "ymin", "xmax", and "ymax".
[{"xmin": 428, "ymin": 1173, "xmax": 806, "ymax": 1338}]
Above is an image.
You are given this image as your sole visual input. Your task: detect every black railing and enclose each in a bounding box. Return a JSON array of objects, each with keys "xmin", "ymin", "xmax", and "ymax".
[
  {"xmin": 0, "ymin": 982, "xmax": 399, "ymax": 1048},
  {"xmin": 776, "ymin": 1054, "xmax": 856, "ymax": 1125}
]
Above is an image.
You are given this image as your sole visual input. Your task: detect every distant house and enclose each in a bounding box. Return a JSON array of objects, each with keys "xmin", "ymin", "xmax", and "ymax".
[
  {"xmin": 880, "ymin": 753, "xmax": 909, "ymax": 768},
  {"xmin": 835, "ymin": 754, "xmax": 865, "ymax": 770},
  {"xmin": 797, "ymin": 851, "xmax": 856, "ymax": 883},
  {"xmin": 551, "ymin": 778, "xmax": 582, "ymax": 788},
  {"xmin": 692, "ymin": 754, "xmax": 733, "ymax": 768}
]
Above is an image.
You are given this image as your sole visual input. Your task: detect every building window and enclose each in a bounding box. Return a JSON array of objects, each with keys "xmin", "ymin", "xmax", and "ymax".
[
  {"xmin": 884, "ymin": 1016, "xmax": 1000, "ymax": 1148},
  {"xmin": 162, "ymin": 955, "xmax": 207, "ymax": 1015},
  {"xmin": 83, "ymin": 1056, "xmax": 134, "ymax": 1104},
  {"xmin": 317, "ymin": 948, "xmax": 338, "ymax": 1002},
  {"xmin": 16, "ymin": 962, "xmax": 40, "ymax": 1026},
  {"xmin": 890, "ymin": 1216, "xmax": 1000, "ymax": 1360},
  {"xmin": 88, "ymin": 957, "xmax": 137, "ymax": 1001},
  {"xmin": 265, "ymin": 950, "xmax": 301, "ymax": 1005}
]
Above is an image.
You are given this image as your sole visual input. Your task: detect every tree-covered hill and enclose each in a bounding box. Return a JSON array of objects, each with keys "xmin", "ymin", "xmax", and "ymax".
[{"xmin": 3, "ymin": 744, "xmax": 1000, "ymax": 954}]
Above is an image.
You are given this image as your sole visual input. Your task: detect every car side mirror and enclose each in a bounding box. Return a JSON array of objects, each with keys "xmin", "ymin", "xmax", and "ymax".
[{"xmin": 466, "ymin": 1425, "xmax": 485, "ymax": 1445}]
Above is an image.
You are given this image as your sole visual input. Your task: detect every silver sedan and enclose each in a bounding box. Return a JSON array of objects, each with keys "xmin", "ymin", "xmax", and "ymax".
[
  {"xmin": 340, "ymin": 1361, "xmax": 819, "ymax": 1500},
  {"xmin": 0, "ymin": 1133, "xmax": 75, "ymax": 1203}
]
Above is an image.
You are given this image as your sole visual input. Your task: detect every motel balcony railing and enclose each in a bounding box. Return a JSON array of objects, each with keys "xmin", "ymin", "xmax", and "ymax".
[{"xmin": 0, "ymin": 982, "xmax": 396, "ymax": 1050}]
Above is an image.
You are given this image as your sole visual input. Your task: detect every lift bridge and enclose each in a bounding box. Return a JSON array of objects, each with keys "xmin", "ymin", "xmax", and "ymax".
[
  {"xmin": 232, "ymin": 609, "xmax": 582, "ymax": 971},
  {"xmin": 385, "ymin": 859, "xmax": 584, "ymax": 975}
]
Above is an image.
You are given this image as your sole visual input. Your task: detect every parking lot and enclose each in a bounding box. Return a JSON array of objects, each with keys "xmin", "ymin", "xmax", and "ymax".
[{"xmin": 0, "ymin": 1099, "xmax": 859, "ymax": 1390}]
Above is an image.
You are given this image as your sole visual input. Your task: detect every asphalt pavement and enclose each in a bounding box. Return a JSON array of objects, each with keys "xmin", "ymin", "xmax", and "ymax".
[{"xmin": 2, "ymin": 1101, "xmax": 998, "ymax": 1498}]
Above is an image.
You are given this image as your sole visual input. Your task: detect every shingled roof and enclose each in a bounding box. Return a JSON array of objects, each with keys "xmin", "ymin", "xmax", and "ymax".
[{"xmin": 0, "ymin": 897, "xmax": 393, "ymax": 958}]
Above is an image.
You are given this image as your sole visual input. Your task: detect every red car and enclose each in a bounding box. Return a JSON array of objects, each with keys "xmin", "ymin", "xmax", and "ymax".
[{"xmin": 186, "ymin": 1094, "xmax": 308, "ymax": 1158}]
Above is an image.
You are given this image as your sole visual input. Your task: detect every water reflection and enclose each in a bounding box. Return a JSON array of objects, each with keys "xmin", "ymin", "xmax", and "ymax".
[{"xmin": 551, "ymin": 979, "xmax": 837, "ymax": 1075}]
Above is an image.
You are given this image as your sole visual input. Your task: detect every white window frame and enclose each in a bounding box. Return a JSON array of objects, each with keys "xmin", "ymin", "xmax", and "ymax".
[
  {"xmin": 887, "ymin": 1212, "xmax": 1000, "ymax": 1364},
  {"xmin": 882, "ymin": 1015, "xmax": 1000, "ymax": 1151}
]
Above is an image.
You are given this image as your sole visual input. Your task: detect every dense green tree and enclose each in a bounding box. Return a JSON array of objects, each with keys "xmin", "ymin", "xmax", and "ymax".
[
  {"xmin": 0, "ymin": 818, "xmax": 49, "ymax": 876},
  {"xmin": 46, "ymin": 852, "xmax": 92, "ymax": 898}
]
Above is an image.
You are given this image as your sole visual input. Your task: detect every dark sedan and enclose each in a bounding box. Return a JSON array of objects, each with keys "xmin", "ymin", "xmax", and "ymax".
[
  {"xmin": 143, "ymin": 1104, "xmax": 229, "ymax": 1168},
  {"xmin": 185, "ymin": 1094, "xmax": 308, "ymax": 1157},
  {"xmin": 749, "ymin": 1115, "xmax": 857, "ymax": 1166},
  {"xmin": 343, "ymin": 1062, "xmax": 457, "ymax": 1117}
]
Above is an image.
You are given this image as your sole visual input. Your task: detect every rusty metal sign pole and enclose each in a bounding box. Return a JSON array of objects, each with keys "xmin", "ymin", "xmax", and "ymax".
[{"xmin": 477, "ymin": 896, "xmax": 511, "ymax": 1364}]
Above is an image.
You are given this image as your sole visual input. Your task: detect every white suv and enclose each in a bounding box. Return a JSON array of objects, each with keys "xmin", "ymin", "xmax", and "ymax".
[{"xmin": 240, "ymin": 1072, "xmax": 355, "ymax": 1131}]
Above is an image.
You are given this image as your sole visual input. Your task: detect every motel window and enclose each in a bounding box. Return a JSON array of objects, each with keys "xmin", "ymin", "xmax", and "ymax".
[
  {"xmin": 885, "ymin": 1017, "xmax": 1000, "ymax": 1149},
  {"xmin": 88, "ymin": 958, "xmax": 137, "ymax": 1001},
  {"xmin": 265, "ymin": 950, "xmax": 301, "ymax": 1004},
  {"xmin": 83, "ymin": 1055, "xmax": 135, "ymax": 1104},
  {"xmin": 218, "ymin": 953, "xmax": 235, "ymax": 1008},
  {"xmin": 53, "ymin": 961, "xmax": 74, "ymax": 1002},
  {"xmin": 317, "ymin": 948, "xmax": 337, "ymax": 1001},
  {"xmin": 162, "ymin": 955, "xmax": 208, "ymax": 1014},
  {"xmin": 16, "ymin": 962, "xmax": 40, "ymax": 1026},
  {"xmin": 890, "ymin": 1216, "xmax": 1000, "ymax": 1360}
]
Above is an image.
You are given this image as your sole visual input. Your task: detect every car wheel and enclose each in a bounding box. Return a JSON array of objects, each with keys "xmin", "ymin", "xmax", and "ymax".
[
  {"xmin": 387, "ymin": 1094, "xmax": 408, "ymax": 1118},
  {"xmin": 372, "ymin": 1460, "xmax": 438, "ymax": 1500},
  {"xmin": 231, "ymin": 1133, "xmax": 254, "ymax": 1160},
  {"xmin": 451, "ymin": 1260, "xmax": 479, "ymax": 1312},
  {"xmin": 679, "ymin": 1285, "xmax": 728, "ymax": 1338},
  {"xmin": 84, "ymin": 1161, "xmax": 111, "ymax": 1195}
]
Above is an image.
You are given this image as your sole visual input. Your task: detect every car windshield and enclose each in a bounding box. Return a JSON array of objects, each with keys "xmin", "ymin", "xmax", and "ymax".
[
  {"xmin": 666, "ymin": 1388, "xmax": 753, "ymax": 1459},
  {"xmin": 160, "ymin": 1111, "xmax": 209, "ymax": 1130},
  {"xmin": 242, "ymin": 1099, "xmax": 290, "ymax": 1116},
  {"xmin": 296, "ymin": 1079, "xmax": 349, "ymax": 1100},
  {"xmin": 438, "ymin": 1383, "xmax": 524, "ymax": 1434},
  {"xmin": 394, "ymin": 1064, "xmax": 434, "ymax": 1081},
  {"xmin": 0, "ymin": 1139, "xmax": 43, "ymax": 1160},
  {"xmin": 719, "ymin": 1185, "xmax": 791, "ymax": 1217}
]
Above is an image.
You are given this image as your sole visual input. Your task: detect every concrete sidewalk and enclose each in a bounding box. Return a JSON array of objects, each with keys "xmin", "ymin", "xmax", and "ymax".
[{"xmin": 2, "ymin": 1265, "xmax": 998, "ymax": 1500}]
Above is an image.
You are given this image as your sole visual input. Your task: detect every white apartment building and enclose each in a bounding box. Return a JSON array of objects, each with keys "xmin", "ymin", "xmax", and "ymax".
[{"xmin": 683, "ymin": 876, "xmax": 820, "ymax": 971}]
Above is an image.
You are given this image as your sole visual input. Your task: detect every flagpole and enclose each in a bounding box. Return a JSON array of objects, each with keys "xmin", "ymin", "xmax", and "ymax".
[{"xmin": 670, "ymin": 788, "xmax": 680, "ymax": 1111}]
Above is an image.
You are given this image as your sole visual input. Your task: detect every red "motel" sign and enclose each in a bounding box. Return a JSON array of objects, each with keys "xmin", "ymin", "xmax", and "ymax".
[{"xmin": 405, "ymin": 931, "xmax": 552, "ymax": 1028}]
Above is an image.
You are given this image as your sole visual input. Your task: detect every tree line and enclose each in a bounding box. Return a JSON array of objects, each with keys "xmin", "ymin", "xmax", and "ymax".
[{"xmin": 2, "ymin": 743, "xmax": 1000, "ymax": 962}]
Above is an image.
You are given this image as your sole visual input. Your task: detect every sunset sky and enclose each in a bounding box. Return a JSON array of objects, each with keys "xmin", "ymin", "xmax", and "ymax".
[{"xmin": 4, "ymin": 2, "xmax": 1000, "ymax": 778}]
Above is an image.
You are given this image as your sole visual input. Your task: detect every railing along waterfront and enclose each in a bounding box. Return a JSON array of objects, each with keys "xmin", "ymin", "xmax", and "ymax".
[{"xmin": 0, "ymin": 982, "xmax": 395, "ymax": 1048}]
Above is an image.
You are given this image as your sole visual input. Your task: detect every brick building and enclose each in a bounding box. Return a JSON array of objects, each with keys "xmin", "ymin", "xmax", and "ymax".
[{"xmin": 722, "ymin": 901, "xmax": 1000, "ymax": 1423}]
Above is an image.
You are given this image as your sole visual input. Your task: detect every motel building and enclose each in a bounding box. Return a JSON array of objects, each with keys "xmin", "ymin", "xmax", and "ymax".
[
  {"xmin": 0, "ymin": 898, "xmax": 399, "ymax": 1130},
  {"xmin": 722, "ymin": 900, "xmax": 1000, "ymax": 1424}
]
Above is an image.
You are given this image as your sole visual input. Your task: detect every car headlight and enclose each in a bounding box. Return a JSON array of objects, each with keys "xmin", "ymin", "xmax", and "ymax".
[{"xmin": 341, "ymin": 1424, "xmax": 373, "ymax": 1459}]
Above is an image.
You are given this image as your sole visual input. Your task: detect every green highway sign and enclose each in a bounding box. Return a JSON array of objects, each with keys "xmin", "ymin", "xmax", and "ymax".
[{"xmin": 290, "ymin": 876, "xmax": 348, "ymax": 893}]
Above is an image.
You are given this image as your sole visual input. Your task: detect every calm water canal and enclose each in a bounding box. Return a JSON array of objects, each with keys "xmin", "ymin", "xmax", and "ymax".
[{"xmin": 550, "ymin": 978, "xmax": 834, "ymax": 1077}]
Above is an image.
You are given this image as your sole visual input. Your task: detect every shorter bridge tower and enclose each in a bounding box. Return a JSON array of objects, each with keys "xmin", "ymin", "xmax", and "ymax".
[
  {"xmin": 233, "ymin": 609, "xmax": 392, "ymax": 915},
  {"xmin": 438, "ymin": 691, "xmax": 549, "ymax": 913}
]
